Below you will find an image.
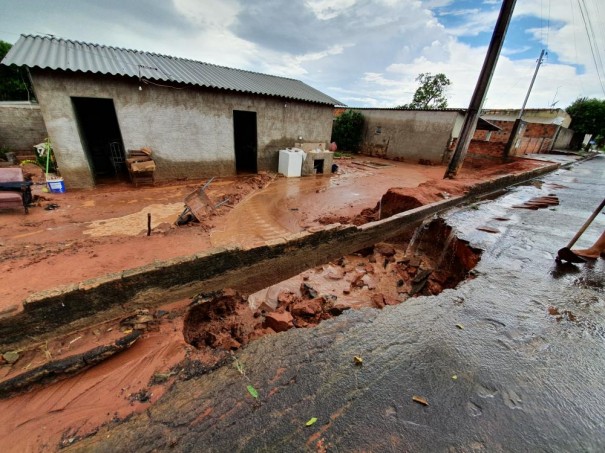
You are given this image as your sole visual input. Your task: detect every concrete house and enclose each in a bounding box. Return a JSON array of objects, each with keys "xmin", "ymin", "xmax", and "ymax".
[{"xmin": 2, "ymin": 35, "xmax": 341, "ymax": 189}]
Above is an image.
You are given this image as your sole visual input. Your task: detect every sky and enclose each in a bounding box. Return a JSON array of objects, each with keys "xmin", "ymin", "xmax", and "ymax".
[{"xmin": 0, "ymin": 0, "xmax": 604, "ymax": 109}]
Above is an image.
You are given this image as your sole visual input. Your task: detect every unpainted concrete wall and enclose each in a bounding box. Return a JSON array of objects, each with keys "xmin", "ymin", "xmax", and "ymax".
[
  {"xmin": 553, "ymin": 127, "xmax": 574, "ymax": 150},
  {"xmin": 353, "ymin": 109, "xmax": 459, "ymax": 164},
  {"xmin": 31, "ymin": 71, "xmax": 333, "ymax": 188},
  {"xmin": 0, "ymin": 102, "xmax": 48, "ymax": 152}
]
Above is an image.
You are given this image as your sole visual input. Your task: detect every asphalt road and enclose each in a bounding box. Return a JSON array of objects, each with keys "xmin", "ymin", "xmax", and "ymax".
[{"xmin": 74, "ymin": 155, "xmax": 605, "ymax": 453}]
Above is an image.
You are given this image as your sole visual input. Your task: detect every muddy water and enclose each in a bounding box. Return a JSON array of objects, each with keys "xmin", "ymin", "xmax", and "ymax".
[{"xmin": 210, "ymin": 161, "xmax": 443, "ymax": 247}]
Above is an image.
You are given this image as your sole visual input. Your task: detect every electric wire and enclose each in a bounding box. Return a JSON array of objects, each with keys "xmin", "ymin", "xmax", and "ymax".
[
  {"xmin": 581, "ymin": 0, "xmax": 605, "ymax": 85},
  {"xmin": 577, "ymin": 0, "xmax": 605, "ymax": 95},
  {"xmin": 569, "ymin": 0, "xmax": 585, "ymax": 95},
  {"xmin": 546, "ymin": 0, "xmax": 551, "ymax": 52}
]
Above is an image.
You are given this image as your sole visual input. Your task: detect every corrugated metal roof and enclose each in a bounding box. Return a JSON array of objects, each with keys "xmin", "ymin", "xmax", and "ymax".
[
  {"xmin": 1, "ymin": 35, "xmax": 342, "ymax": 106},
  {"xmin": 476, "ymin": 117, "xmax": 501, "ymax": 131},
  {"xmin": 347, "ymin": 106, "xmax": 467, "ymax": 112}
]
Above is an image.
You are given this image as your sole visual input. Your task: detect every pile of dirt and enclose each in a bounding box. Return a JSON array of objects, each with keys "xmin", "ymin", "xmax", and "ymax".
[
  {"xmin": 219, "ymin": 173, "xmax": 274, "ymax": 206},
  {"xmin": 316, "ymin": 207, "xmax": 379, "ymax": 226},
  {"xmin": 178, "ymin": 173, "xmax": 275, "ymax": 229},
  {"xmin": 316, "ymin": 157, "xmax": 547, "ymax": 226},
  {"xmin": 183, "ymin": 289, "xmax": 259, "ymax": 351}
]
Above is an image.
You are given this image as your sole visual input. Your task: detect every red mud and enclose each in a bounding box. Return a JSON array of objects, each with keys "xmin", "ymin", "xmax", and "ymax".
[
  {"xmin": 0, "ymin": 299, "xmax": 190, "ymax": 452},
  {"xmin": 0, "ymin": 155, "xmax": 547, "ymax": 452},
  {"xmin": 0, "ymin": 213, "xmax": 479, "ymax": 452},
  {"xmin": 0, "ymin": 168, "xmax": 273, "ymax": 312},
  {"xmin": 0, "ymin": 158, "xmax": 546, "ymax": 313},
  {"xmin": 316, "ymin": 158, "xmax": 546, "ymax": 225}
]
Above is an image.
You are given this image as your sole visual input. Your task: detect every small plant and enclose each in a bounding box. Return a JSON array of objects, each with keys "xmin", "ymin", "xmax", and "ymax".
[
  {"xmin": 20, "ymin": 159, "xmax": 42, "ymax": 169},
  {"xmin": 331, "ymin": 110, "xmax": 364, "ymax": 153},
  {"xmin": 34, "ymin": 138, "xmax": 57, "ymax": 174},
  {"xmin": 0, "ymin": 145, "xmax": 9, "ymax": 161},
  {"xmin": 232, "ymin": 354, "xmax": 260, "ymax": 402}
]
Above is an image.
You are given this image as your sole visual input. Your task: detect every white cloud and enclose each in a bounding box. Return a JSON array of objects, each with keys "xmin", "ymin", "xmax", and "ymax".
[
  {"xmin": 1, "ymin": 0, "xmax": 603, "ymax": 108},
  {"xmin": 173, "ymin": 0, "xmax": 241, "ymax": 27},
  {"xmin": 445, "ymin": 8, "xmax": 500, "ymax": 37},
  {"xmin": 305, "ymin": 0, "xmax": 356, "ymax": 20}
]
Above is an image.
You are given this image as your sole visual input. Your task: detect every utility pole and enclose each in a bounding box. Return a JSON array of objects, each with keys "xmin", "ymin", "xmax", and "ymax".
[
  {"xmin": 503, "ymin": 49, "xmax": 547, "ymax": 158},
  {"xmin": 518, "ymin": 49, "xmax": 546, "ymax": 119},
  {"xmin": 444, "ymin": 0, "xmax": 517, "ymax": 179}
]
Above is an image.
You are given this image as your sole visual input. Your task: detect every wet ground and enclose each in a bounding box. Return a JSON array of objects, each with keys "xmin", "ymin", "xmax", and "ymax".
[
  {"xmin": 0, "ymin": 156, "xmax": 543, "ymax": 313},
  {"xmin": 209, "ymin": 160, "xmax": 444, "ymax": 247},
  {"xmin": 1, "ymin": 158, "xmax": 444, "ymax": 309},
  {"xmin": 69, "ymin": 155, "xmax": 605, "ymax": 452},
  {"xmin": 0, "ymin": 154, "xmax": 587, "ymax": 451}
]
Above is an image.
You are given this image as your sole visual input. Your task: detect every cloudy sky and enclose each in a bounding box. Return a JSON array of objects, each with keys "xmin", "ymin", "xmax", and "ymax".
[{"xmin": 1, "ymin": 0, "xmax": 604, "ymax": 108}]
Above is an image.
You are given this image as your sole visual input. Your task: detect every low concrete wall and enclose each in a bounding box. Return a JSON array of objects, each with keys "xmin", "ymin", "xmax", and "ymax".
[
  {"xmin": 554, "ymin": 127, "xmax": 574, "ymax": 150},
  {"xmin": 0, "ymin": 102, "xmax": 48, "ymax": 152},
  {"xmin": 0, "ymin": 161, "xmax": 561, "ymax": 349},
  {"xmin": 353, "ymin": 109, "xmax": 459, "ymax": 164}
]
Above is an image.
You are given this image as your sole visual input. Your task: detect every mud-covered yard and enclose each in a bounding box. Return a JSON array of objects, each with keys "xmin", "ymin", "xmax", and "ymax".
[
  {"xmin": 0, "ymin": 156, "xmax": 546, "ymax": 313},
  {"xmin": 0, "ymin": 154, "xmax": 556, "ymax": 452}
]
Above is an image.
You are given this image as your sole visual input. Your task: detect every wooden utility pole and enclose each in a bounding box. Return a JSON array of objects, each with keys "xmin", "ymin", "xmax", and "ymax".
[{"xmin": 444, "ymin": 0, "xmax": 517, "ymax": 179}]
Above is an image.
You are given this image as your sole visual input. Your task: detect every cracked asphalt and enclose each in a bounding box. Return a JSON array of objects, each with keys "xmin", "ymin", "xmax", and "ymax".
[{"xmin": 73, "ymin": 155, "xmax": 605, "ymax": 453}]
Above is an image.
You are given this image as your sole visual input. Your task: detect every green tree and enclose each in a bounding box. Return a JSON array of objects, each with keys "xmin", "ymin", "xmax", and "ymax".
[
  {"xmin": 566, "ymin": 97, "xmax": 605, "ymax": 144},
  {"xmin": 0, "ymin": 40, "xmax": 33, "ymax": 101},
  {"xmin": 331, "ymin": 110, "xmax": 364, "ymax": 152},
  {"xmin": 399, "ymin": 72, "xmax": 451, "ymax": 109}
]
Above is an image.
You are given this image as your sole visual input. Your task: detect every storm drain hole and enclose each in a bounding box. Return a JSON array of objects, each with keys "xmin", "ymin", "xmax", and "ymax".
[{"xmin": 183, "ymin": 218, "xmax": 481, "ymax": 355}]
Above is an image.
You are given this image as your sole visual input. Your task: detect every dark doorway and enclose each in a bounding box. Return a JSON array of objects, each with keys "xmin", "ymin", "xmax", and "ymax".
[
  {"xmin": 72, "ymin": 97, "xmax": 126, "ymax": 182},
  {"xmin": 233, "ymin": 110, "xmax": 257, "ymax": 173},
  {"xmin": 314, "ymin": 159, "xmax": 324, "ymax": 174}
]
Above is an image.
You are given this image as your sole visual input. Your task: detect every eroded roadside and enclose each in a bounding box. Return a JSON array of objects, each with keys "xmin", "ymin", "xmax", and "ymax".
[
  {"xmin": 0, "ymin": 155, "xmax": 583, "ymax": 451},
  {"xmin": 0, "ymin": 216, "xmax": 481, "ymax": 452}
]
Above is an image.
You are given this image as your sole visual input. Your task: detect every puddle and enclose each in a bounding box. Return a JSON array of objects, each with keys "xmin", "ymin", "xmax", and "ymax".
[{"xmin": 184, "ymin": 219, "xmax": 482, "ymax": 361}]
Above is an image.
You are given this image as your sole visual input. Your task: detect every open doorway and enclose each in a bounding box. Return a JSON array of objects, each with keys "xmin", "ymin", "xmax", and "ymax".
[
  {"xmin": 72, "ymin": 97, "xmax": 126, "ymax": 182},
  {"xmin": 233, "ymin": 110, "xmax": 257, "ymax": 173}
]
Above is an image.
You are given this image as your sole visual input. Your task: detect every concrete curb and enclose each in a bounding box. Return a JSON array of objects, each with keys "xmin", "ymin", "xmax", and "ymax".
[{"xmin": 0, "ymin": 162, "xmax": 560, "ymax": 349}]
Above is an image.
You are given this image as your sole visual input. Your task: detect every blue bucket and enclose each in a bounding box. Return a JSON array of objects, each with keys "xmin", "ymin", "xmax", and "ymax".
[{"xmin": 47, "ymin": 178, "xmax": 65, "ymax": 193}]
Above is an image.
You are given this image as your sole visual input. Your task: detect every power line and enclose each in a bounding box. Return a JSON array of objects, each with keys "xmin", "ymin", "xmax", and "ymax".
[
  {"xmin": 577, "ymin": 0, "xmax": 605, "ymax": 95},
  {"xmin": 569, "ymin": 0, "xmax": 585, "ymax": 95},
  {"xmin": 546, "ymin": 0, "xmax": 551, "ymax": 50}
]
